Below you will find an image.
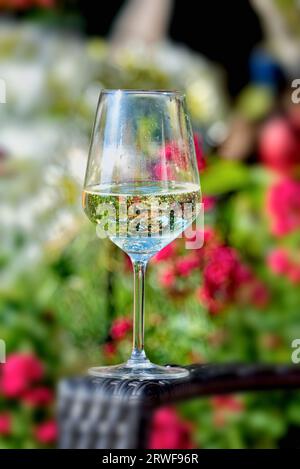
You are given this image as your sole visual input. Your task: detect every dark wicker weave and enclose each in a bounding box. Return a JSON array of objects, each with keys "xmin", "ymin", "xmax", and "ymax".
[{"xmin": 58, "ymin": 364, "xmax": 300, "ymax": 449}]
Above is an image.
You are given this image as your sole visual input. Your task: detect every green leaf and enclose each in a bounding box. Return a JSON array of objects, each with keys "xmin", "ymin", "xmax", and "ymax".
[{"xmin": 201, "ymin": 159, "xmax": 251, "ymax": 195}]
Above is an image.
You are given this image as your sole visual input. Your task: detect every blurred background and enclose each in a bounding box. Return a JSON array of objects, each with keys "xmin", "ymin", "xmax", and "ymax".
[{"xmin": 1, "ymin": 0, "xmax": 300, "ymax": 449}]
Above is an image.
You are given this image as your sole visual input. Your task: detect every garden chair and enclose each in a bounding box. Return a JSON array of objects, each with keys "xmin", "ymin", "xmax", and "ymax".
[{"xmin": 58, "ymin": 363, "xmax": 300, "ymax": 448}]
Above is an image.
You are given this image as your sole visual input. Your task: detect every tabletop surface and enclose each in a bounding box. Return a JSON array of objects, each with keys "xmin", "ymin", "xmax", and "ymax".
[{"xmin": 58, "ymin": 363, "xmax": 300, "ymax": 406}]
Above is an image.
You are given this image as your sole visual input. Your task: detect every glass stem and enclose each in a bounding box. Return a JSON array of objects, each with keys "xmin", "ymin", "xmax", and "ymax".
[{"xmin": 129, "ymin": 259, "xmax": 148, "ymax": 364}]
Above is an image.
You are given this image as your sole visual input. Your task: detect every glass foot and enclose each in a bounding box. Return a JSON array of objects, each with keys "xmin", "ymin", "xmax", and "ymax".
[{"xmin": 88, "ymin": 359, "xmax": 189, "ymax": 380}]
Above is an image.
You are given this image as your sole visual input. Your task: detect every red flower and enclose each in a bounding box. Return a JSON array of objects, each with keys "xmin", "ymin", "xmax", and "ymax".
[
  {"xmin": 268, "ymin": 248, "xmax": 300, "ymax": 284},
  {"xmin": 251, "ymin": 282, "xmax": 269, "ymax": 308},
  {"xmin": 156, "ymin": 224, "xmax": 268, "ymax": 313},
  {"xmin": 202, "ymin": 196, "xmax": 216, "ymax": 211},
  {"xmin": 268, "ymin": 249, "xmax": 290, "ymax": 275},
  {"xmin": 159, "ymin": 267, "xmax": 176, "ymax": 288},
  {"xmin": 34, "ymin": 420, "xmax": 57, "ymax": 445},
  {"xmin": 212, "ymin": 396, "xmax": 244, "ymax": 412},
  {"xmin": 193, "ymin": 133, "xmax": 206, "ymax": 172},
  {"xmin": 22, "ymin": 387, "xmax": 53, "ymax": 407},
  {"xmin": 158, "ymin": 135, "xmax": 204, "ymax": 174},
  {"xmin": 1, "ymin": 353, "xmax": 44, "ymax": 398},
  {"xmin": 152, "ymin": 243, "xmax": 175, "ymax": 263},
  {"xmin": 0, "ymin": 413, "xmax": 11, "ymax": 436},
  {"xmin": 110, "ymin": 317, "xmax": 132, "ymax": 341},
  {"xmin": 259, "ymin": 117, "xmax": 300, "ymax": 174},
  {"xmin": 266, "ymin": 178, "xmax": 300, "ymax": 236},
  {"xmin": 153, "ymin": 162, "xmax": 175, "ymax": 181},
  {"xmin": 198, "ymin": 245, "xmax": 268, "ymax": 314},
  {"xmin": 159, "ymin": 142, "xmax": 182, "ymax": 162},
  {"xmin": 187, "ymin": 226, "xmax": 217, "ymax": 247},
  {"xmin": 203, "ymin": 226, "xmax": 218, "ymax": 245},
  {"xmin": 103, "ymin": 342, "xmax": 117, "ymax": 358},
  {"xmin": 198, "ymin": 287, "xmax": 220, "ymax": 315},
  {"xmin": 149, "ymin": 407, "xmax": 194, "ymax": 449},
  {"xmin": 234, "ymin": 263, "xmax": 253, "ymax": 284},
  {"xmin": 288, "ymin": 264, "xmax": 300, "ymax": 283},
  {"xmin": 207, "ymin": 247, "xmax": 237, "ymax": 283},
  {"xmin": 212, "ymin": 396, "xmax": 244, "ymax": 428},
  {"xmin": 288, "ymin": 105, "xmax": 300, "ymax": 132},
  {"xmin": 176, "ymin": 255, "xmax": 199, "ymax": 277}
]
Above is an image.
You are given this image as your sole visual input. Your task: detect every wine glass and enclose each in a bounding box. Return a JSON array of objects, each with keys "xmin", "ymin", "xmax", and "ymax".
[{"xmin": 83, "ymin": 89, "xmax": 201, "ymax": 380}]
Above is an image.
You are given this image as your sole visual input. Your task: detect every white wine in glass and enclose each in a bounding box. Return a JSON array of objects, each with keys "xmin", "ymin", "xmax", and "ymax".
[{"xmin": 83, "ymin": 90, "xmax": 201, "ymax": 379}]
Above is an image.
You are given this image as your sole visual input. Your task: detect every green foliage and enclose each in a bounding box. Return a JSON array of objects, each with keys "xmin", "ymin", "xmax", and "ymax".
[{"xmin": 201, "ymin": 159, "xmax": 251, "ymax": 195}]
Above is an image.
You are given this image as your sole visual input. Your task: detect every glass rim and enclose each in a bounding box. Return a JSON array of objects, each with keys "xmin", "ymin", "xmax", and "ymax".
[{"xmin": 100, "ymin": 88, "xmax": 184, "ymax": 97}]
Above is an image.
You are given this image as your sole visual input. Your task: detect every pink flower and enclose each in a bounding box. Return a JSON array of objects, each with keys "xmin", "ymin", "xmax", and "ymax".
[
  {"xmin": 266, "ymin": 178, "xmax": 300, "ymax": 236},
  {"xmin": 268, "ymin": 248, "xmax": 300, "ymax": 284},
  {"xmin": 198, "ymin": 244, "xmax": 268, "ymax": 314},
  {"xmin": 212, "ymin": 396, "xmax": 244, "ymax": 428},
  {"xmin": 1, "ymin": 353, "xmax": 44, "ymax": 398},
  {"xmin": 0, "ymin": 413, "xmax": 11, "ymax": 436},
  {"xmin": 152, "ymin": 243, "xmax": 175, "ymax": 263},
  {"xmin": 259, "ymin": 117, "xmax": 300, "ymax": 174},
  {"xmin": 153, "ymin": 162, "xmax": 175, "ymax": 181},
  {"xmin": 176, "ymin": 255, "xmax": 199, "ymax": 277},
  {"xmin": 103, "ymin": 342, "xmax": 117, "ymax": 358},
  {"xmin": 193, "ymin": 133, "xmax": 206, "ymax": 172},
  {"xmin": 34, "ymin": 420, "xmax": 57, "ymax": 445},
  {"xmin": 159, "ymin": 267, "xmax": 176, "ymax": 288},
  {"xmin": 149, "ymin": 407, "xmax": 194, "ymax": 449},
  {"xmin": 202, "ymin": 196, "xmax": 215, "ymax": 211},
  {"xmin": 159, "ymin": 142, "xmax": 182, "ymax": 162},
  {"xmin": 234, "ymin": 263, "xmax": 253, "ymax": 284},
  {"xmin": 110, "ymin": 317, "xmax": 132, "ymax": 341},
  {"xmin": 268, "ymin": 249, "xmax": 290, "ymax": 275},
  {"xmin": 288, "ymin": 106, "xmax": 300, "ymax": 132},
  {"xmin": 212, "ymin": 396, "xmax": 244, "ymax": 412},
  {"xmin": 159, "ymin": 140, "xmax": 195, "ymax": 172},
  {"xmin": 288, "ymin": 265, "xmax": 300, "ymax": 284},
  {"xmin": 187, "ymin": 226, "xmax": 217, "ymax": 247},
  {"xmin": 198, "ymin": 287, "xmax": 219, "ymax": 315},
  {"xmin": 203, "ymin": 226, "xmax": 218, "ymax": 244},
  {"xmin": 158, "ymin": 137, "xmax": 204, "ymax": 174},
  {"xmin": 251, "ymin": 282, "xmax": 269, "ymax": 308},
  {"xmin": 204, "ymin": 246, "xmax": 237, "ymax": 286},
  {"xmin": 22, "ymin": 387, "xmax": 54, "ymax": 407}
]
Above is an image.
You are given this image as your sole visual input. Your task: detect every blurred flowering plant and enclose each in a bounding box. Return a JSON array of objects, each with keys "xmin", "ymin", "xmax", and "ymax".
[{"xmin": 0, "ymin": 353, "xmax": 56, "ymax": 447}]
